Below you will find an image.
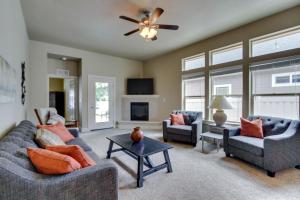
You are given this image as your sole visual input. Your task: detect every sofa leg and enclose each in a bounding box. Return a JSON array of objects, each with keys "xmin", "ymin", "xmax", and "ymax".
[
  {"xmin": 225, "ymin": 153, "xmax": 231, "ymax": 157},
  {"xmin": 164, "ymin": 139, "xmax": 167, "ymax": 143},
  {"xmin": 267, "ymin": 171, "xmax": 276, "ymax": 177}
]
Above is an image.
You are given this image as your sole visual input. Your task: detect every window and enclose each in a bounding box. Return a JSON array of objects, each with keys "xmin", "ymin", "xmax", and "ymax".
[
  {"xmin": 210, "ymin": 43, "xmax": 243, "ymax": 65},
  {"xmin": 182, "ymin": 54, "xmax": 205, "ymax": 71},
  {"xmin": 214, "ymin": 84, "xmax": 232, "ymax": 96},
  {"xmin": 251, "ymin": 57, "xmax": 300, "ymax": 119},
  {"xmin": 210, "ymin": 66, "xmax": 243, "ymax": 122},
  {"xmin": 272, "ymin": 72, "xmax": 300, "ymax": 87},
  {"xmin": 182, "ymin": 76, "xmax": 205, "ymax": 115},
  {"xmin": 250, "ymin": 26, "xmax": 300, "ymax": 57}
]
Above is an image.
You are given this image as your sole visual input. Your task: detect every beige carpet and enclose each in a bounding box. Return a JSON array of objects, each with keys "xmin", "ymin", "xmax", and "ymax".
[{"xmin": 81, "ymin": 129, "xmax": 300, "ymax": 200}]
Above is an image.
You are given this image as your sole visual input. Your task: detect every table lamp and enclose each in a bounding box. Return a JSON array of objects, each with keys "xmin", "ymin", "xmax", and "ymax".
[{"xmin": 210, "ymin": 96, "xmax": 233, "ymax": 127}]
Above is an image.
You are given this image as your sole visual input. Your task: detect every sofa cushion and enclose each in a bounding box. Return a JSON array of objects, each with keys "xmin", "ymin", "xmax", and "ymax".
[
  {"xmin": 35, "ymin": 128, "xmax": 66, "ymax": 148},
  {"xmin": 170, "ymin": 114, "xmax": 185, "ymax": 125},
  {"xmin": 2, "ymin": 136, "xmax": 38, "ymax": 148},
  {"xmin": 66, "ymin": 137, "xmax": 92, "ymax": 151},
  {"xmin": 228, "ymin": 136, "xmax": 264, "ymax": 156},
  {"xmin": 46, "ymin": 145, "xmax": 96, "ymax": 168},
  {"xmin": 248, "ymin": 116, "xmax": 291, "ymax": 137},
  {"xmin": 27, "ymin": 147, "xmax": 81, "ymax": 174},
  {"xmin": 37, "ymin": 122, "xmax": 75, "ymax": 142},
  {"xmin": 240, "ymin": 118, "xmax": 263, "ymax": 138},
  {"xmin": 0, "ymin": 150, "xmax": 35, "ymax": 171},
  {"xmin": 167, "ymin": 125, "xmax": 192, "ymax": 136}
]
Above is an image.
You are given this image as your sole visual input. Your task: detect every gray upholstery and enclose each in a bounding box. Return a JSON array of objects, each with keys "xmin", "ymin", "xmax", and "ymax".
[
  {"xmin": 163, "ymin": 110, "xmax": 202, "ymax": 146},
  {"xmin": 228, "ymin": 136, "xmax": 264, "ymax": 156},
  {"xmin": 0, "ymin": 120, "xmax": 118, "ymax": 200},
  {"xmin": 224, "ymin": 115, "xmax": 300, "ymax": 175}
]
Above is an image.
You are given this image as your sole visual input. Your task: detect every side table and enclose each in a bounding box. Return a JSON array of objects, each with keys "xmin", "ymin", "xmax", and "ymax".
[{"xmin": 201, "ymin": 124, "xmax": 234, "ymax": 153}]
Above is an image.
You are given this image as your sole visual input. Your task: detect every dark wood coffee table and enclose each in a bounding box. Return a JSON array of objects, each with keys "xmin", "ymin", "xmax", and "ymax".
[{"xmin": 106, "ymin": 134, "xmax": 173, "ymax": 188}]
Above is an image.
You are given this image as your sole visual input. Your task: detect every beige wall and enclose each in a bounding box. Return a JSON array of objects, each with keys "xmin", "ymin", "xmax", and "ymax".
[
  {"xmin": 49, "ymin": 78, "xmax": 64, "ymax": 92},
  {"xmin": 47, "ymin": 58, "xmax": 79, "ymax": 77},
  {"xmin": 143, "ymin": 6, "xmax": 300, "ymax": 121},
  {"xmin": 29, "ymin": 40, "xmax": 143, "ymax": 131},
  {"xmin": 0, "ymin": 0, "xmax": 29, "ymax": 137}
]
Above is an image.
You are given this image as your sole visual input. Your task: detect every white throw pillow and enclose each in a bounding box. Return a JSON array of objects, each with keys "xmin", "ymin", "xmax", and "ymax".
[
  {"xmin": 35, "ymin": 128, "xmax": 65, "ymax": 148},
  {"xmin": 47, "ymin": 111, "xmax": 65, "ymax": 125}
]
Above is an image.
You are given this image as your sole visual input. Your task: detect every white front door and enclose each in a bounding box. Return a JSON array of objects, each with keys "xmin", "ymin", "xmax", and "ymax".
[{"xmin": 88, "ymin": 75, "xmax": 115, "ymax": 130}]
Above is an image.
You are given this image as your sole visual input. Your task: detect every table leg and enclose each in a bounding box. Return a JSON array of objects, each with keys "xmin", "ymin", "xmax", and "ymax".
[
  {"xmin": 202, "ymin": 135, "xmax": 205, "ymax": 152},
  {"xmin": 106, "ymin": 140, "xmax": 114, "ymax": 159},
  {"xmin": 144, "ymin": 156, "xmax": 154, "ymax": 168},
  {"xmin": 163, "ymin": 150, "xmax": 173, "ymax": 173},
  {"xmin": 217, "ymin": 139, "xmax": 220, "ymax": 152},
  {"xmin": 137, "ymin": 156, "xmax": 144, "ymax": 188}
]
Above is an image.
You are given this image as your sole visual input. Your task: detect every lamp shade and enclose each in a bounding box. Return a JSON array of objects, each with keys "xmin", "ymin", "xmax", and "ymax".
[{"xmin": 210, "ymin": 96, "xmax": 233, "ymax": 110}]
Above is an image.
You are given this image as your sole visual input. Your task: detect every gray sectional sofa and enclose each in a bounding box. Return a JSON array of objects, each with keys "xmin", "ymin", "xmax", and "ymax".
[
  {"xmin": 163, "ymin": 110, "xmax": 203, "ymax": 146},
  {"xmin": 0, "ymin": 120, "xmax": 118, "ymax": 200},
  {"xmin": 224, "ymin": 116, "xmax": 300, "ymax": 177}
]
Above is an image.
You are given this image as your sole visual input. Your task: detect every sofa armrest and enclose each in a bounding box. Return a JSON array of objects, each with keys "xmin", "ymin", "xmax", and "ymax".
[
  {"xmin": 68, "ymin": 128, "xmax": 79, "ymax": 137},
  {"xmin": 0, "ymin": 158, "xmax": 118, "ymax": 200},
  {"xmin": 264, "ymin": 120, "xmax": 300, "ymax": 172},
  {"xmin": 163, "ymin": 119, "xmax": 171, "ymax": 140},
  {"xmin": 191, "ymin": 120, "xmax": 202, "ymax": 145},
  {"xmin": 223, "ymin": 127, "xmax": 241, "ymax": 153}
]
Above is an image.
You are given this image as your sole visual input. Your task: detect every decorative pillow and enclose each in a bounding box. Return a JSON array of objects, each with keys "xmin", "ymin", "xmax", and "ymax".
[
  {"xmin": 240, "ymin": 118, "xmax": 263, "ymax": 138},
  {"xmin": 47, "ymin": 111, "xmax": 65, "ymax": 125},
  {"xmin": 46, "ymin": 145, "xmax": 96, "ymax": 168},
  {"xmin": 170, "ymin": 114, "xmax": 185, "ymax": 125},
  {"xmin": 37, "ymin": 122, "xmax": 75, "ymax": 142},
  {"xmin": 35, "ymin": 128, "xmax": 65, "ymax": 148},
  {"xmin": 27, "ymin": 147, "xmax": 81, "ymax": 174},
  {"xmin": 183, "ymin": 114, "xmax": 192, "ymax": 125}
]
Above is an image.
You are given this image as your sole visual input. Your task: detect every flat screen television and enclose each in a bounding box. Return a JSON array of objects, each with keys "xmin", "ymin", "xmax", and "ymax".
[{"xmin": 127, "ymin": 78, "xmax": 154, "ymax": 95}]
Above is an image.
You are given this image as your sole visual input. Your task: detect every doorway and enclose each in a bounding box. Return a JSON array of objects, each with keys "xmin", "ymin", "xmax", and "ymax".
[
  {"xmin": 88, "ymin": 75, "xmax": 115, "ymax": 130},
  {"xmin": 48, "ymin": 76, "xmax": 79, "ymax": 123}
]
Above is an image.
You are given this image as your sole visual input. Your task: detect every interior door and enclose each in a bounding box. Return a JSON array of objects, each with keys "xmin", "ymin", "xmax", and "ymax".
[{"xmin": 88, "ymin": 75, "xmax": 115, "ymax": 130}]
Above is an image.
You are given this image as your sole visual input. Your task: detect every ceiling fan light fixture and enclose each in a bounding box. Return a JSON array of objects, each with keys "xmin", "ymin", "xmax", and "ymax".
[{"xmin": 140, "ymin": 27, "xmax": 157, "ymax": 39}]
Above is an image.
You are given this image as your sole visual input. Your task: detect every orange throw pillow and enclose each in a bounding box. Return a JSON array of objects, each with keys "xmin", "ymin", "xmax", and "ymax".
[
  {"xmin": 46, "ymin": 145, "xmax": 96, "ymax": 168},
  {"xmin": 27, "ymin": 147, "xmax": 81, "ymax": 174},
  {"xmin": 170, "ymin": 114, "xmax": 185, "ymax": 125},
  {"xmin": 37, "ymin": 122, "xmax": 75, "ymax": 142},
  {"xmin": 240, "ymin": 118, "xmax": 264, "ymax": 138}
]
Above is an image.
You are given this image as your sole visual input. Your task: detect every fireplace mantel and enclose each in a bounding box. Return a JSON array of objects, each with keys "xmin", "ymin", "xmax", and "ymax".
[
  {"xmin": 119, "ymin": 94, "xmax": 161, "ymax": 130},
  {"xmin": 122, "ymin": 95, "xmax": 160, "ymax": 99}
]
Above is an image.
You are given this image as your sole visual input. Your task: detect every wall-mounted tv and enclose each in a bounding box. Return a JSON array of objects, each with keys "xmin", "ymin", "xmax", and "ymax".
[{"xmin": 127, "ymin": 78, "xmax": 154, "ymax": 95}]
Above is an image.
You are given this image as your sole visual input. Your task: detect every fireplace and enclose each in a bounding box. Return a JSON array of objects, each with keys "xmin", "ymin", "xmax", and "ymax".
[{"xmin": 131, "ymin": 102, "xmax": 149, "ymax": 121}]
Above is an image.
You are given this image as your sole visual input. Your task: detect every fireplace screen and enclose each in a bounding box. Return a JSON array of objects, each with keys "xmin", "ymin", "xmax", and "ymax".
[{"xmin": 131, "ymin": 102, "xmax": 149, "ymax": 121}]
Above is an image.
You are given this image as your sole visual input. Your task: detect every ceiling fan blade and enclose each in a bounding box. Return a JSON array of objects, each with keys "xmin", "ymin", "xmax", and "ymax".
[
  {"xmin": 119, "ymin": 16, "xmax": 140, "ymax": 24},
  {"xmin": 150, "ymin": 8, "xmax": 164, "ymax": 23},
  {"xmin": 124, "ymin": 29, "xmax": 139, "ymax": 36},
  {"xmin": 151, "ymin": 35, "xmax": 157, "ymax": 41},
  {"xmin": 158, "ymin": 24, "xmax": 179, "ymax": 30}
]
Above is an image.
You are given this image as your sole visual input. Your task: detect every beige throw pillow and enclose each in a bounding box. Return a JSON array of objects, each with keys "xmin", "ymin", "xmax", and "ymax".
[{"xmin": 35, "ymin": 128, "xmax": 65, "ymax": 148}]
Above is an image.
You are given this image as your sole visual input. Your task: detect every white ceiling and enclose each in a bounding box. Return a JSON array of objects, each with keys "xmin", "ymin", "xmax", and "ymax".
[{"xmin": 21, "ymin": 0, "xmax": 300, "ymax": 61}]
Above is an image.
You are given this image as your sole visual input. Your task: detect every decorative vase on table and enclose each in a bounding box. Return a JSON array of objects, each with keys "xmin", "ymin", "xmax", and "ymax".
[{"xmin": 131, "ymin": 127, "xmax": 144, "ymax": 142}]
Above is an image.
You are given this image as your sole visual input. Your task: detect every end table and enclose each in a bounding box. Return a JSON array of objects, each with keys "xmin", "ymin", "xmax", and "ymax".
[{"xmin": 201, "ymin": 124, "xmax": 232, "ymax": 153}]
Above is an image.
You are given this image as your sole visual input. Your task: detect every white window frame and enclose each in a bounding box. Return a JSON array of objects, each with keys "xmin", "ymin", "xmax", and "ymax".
[
  {"xmin": 213, "ymin": 84, "xmax": 232, "ymax": 95},
  {"xmin": 272, "ymin": 72, "xmax": 300, "ymax": 87},
  {"xmin": 209, "ymin": 42, "xmax": 243, "ymax": 65},
  {"xmin": 182, "ymin": 53, "xmax": 205, "ymax": 71},
  {"xmin": 249, "ymin": 25, "xmax": 300, "ymax": 57}
]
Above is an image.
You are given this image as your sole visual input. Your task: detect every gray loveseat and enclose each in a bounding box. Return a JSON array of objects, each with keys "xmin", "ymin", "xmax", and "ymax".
[
  {"xmin": 0, "ymin": 120, "xmax": 118, "ymax": 200},
  {"xmin": 163, "ymin": 110, "xmax": 203, "ymax": 146},
  {"xmin": 224, "ymin": 115, "xmax": 300, "ymax": 177}
]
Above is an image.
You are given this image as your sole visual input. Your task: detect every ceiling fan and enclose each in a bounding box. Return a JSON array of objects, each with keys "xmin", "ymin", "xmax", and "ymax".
[{"xmin": 119, "ymin": 7, "xmax": 179, "ymax": 41}]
